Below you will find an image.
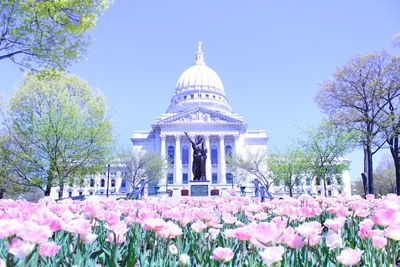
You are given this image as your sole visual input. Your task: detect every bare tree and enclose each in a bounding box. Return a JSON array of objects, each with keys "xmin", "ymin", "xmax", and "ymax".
[
  {"xmin": 227, "ymin": 149, "xmax": 272, "ymax": 191},
  {"xmin": 316, "ymin": 51, "xmax": 395, "ymax": 194},
  {"xmin": 119, "ymin": 150, "xmax": 168, "ymax": 194}
]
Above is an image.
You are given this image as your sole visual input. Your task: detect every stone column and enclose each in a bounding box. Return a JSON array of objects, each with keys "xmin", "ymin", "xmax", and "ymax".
[
  {"xmin": 160, "ymin": 134, "xmax": 166, "ymax": 158},
  {"xmin": 233, "ymin": 134, "xmax": 239, "ymax": 154},
  {"xmin": 175, "ymin": 134, "xmax": 182, "ymax": 184},
  {"xmin": 204, "ymin": 135, "xmax": 211, "ymax": 181},
  {"xmin": 159, "ymin": 134, "xmax": 167, "ymax": 186},
  {"xmin": 219, "ymin": 134, "xmax": 226, "ymax": 184}
]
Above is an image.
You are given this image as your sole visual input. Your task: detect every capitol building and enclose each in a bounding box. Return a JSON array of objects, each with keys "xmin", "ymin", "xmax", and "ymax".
[
  {"xmin": 50, "ymin": 43, "xmax": 351, "ymax": 199},
  {"xmin": 132, "ymin": 43, "xmax": 268, "ymax": 197}
]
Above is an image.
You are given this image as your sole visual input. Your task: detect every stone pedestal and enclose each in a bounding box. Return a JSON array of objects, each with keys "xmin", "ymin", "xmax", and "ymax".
[{"xmin": 190, "ymin": 181, "xmax": 210, "ymax": 196}]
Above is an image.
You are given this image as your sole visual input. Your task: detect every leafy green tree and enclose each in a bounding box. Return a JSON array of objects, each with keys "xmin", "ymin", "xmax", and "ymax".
[
  {"xmin": 119, "ymin": 149, "xmax": 168, "ymax": 194},
  {"xmin": 0, "ymin": 0, "xmax": 110, "ymax": 69},
  {"xmin": 268, "ymin": 147, "xmax": 307, "ymax": 197},
  {"xmin": 227, "ymin": 149, "xmax": 273, "ymax": 191},
  {"xmin": 0, "ymin": 70, "xmax": 113, "ymax": 197},
  {"xmin": 298, "ymin": 121, "xmax": 353, "ymax": 196},
  {"xmin": 315, "ymin": 51, "xmax": 396, "ymax": 194}
]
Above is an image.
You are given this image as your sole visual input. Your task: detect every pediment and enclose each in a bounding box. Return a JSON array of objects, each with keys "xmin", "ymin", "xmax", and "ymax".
[{"xmin": 155, "ymin": 107, "xmax": 243, "ymax": 125}]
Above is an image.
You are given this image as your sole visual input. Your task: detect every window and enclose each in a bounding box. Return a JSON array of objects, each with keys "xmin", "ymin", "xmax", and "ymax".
[
  {"xmin": 225, "ymin": 145, "xmax": 233, "ymax": 158},
  {"xmin": 182, "ymin": 146, "xmax": 189, "ymax": 166},
  {"xmin": 317, "ymin": 190, "xmax": 321, "ymax": 195},
  {"xmin": 90, "ymin": 179, "xmax": 95, "ymax": 187},
  {"xmin": 226, "ymin": 173, "xmax": 233, "ymax": 184},
  {"xmin": 191, "ymin": 95, "xmax": 194, "ymax": 99},
  {"xmin": 327, "ymin": 177, "xmax": 332, "ymax": 185},
  {"xmin": 121, "ymin": 179, "xmax": 126, "ymax": 188},
  {"xmin": 206, "ymin": 94, "xmax": 209, "ymax": 98},
  {"xmin": 111, "ymin": 179, "xmax": 116, "ymax": 187},
  {"xmin": 182, "ymin": 173, "xmax": 189, "ymax": 184},
  {"xmin": 328, "ymin": 190, "xmax": 332, "ymax": 196},
  {"xmin": 212, "ymin": 173, "xmax": 218, "ymax": 184},
  {"xmin": 295, "ymin": 176, "xmax": 301, "ymax": 186},
  {"xmin": 168, "ymin": 146, "xmax": 175, "ymax": 165},
  {"xmin": 100, "ymin": 179, "xmax": 105, "ymax": 187},
  {"xmin": 306, "ymin": 177, "xmax": 312, "ymax": 186},
  {"xmin": 89, "ymin": 191, "xmax": 93, "ymax": 195},
  {"xmin": 68, "ymin": 191, "xmax": 72, "ymax": 198},
  {"xmin": 167, "ymin": 174, "xmax": 174, "ymax": 184},
  {"xmin": 211, "ymin": 146, "xmax": 218, "ymax": 166},
  {"xmin": 79, "ymin": 191, "xmax": 83, "ymax": 196}
]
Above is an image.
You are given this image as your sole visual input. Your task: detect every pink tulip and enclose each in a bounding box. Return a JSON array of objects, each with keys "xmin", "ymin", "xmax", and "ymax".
[
  {"xmin": 324, "ymin": 217, "xmax": 346, "ymax": 232},
  {"xmin": 0, "ymin": 219, "xmax": 21, "ymax": 238},
  {"xmin": 372, "ymin": 208, "xmax": 395, "ymax": 227},
  {"xmin": 39, "ymin": 242, "xmax": 60, "ymax": 257},
  {"xmin": 191, "ymin": 221, "xmax": 207, "ymax": 233},
  {"xmin": 212, "ymin": 247, "xmax": 234, "ymax": 262},
  {"xmin": 8, "ymin": 238, "xmax": 35, "ymax": 258},
  {"xmin": 232, "ymin": 226, "xmax": 253, "ymax": 241},
  {"xmin": 259, "ymin": 246, "xmax": 285, "ymax": 265},
  {"xmin": 255, "ymin": 222, "xmax": 282, "ymax": 245},
  {"xmin": 336, "ymin": 248, "xmax": 363, "ymax": 266},
  {"xmin": 305, "ymin": 235, "xmax": 322, "ymax": 247},
  {"xmin": 372, "ymin": 235, "xmax": 387, "ymax": 249},
  {"xmin": 17, "ymin": 222, "xmax": 53, "ymax": 244},
  {"xmin": 297, "ymin": 221, "xmax": 322, "ymax": 239},
  {"xmin": 142, "ymin": 217, "xmax": 165, "ymax": 231},
  {"xmin": 385, "ymin": 226, "xmax": 400, "ymax": 241},
  {"xmin": 326, "ymin": 230, "xmax": 342, "ymax": 249},
  {"xmin": 156, "ymin": 221, "xmax": 182, "ymax": 239}
]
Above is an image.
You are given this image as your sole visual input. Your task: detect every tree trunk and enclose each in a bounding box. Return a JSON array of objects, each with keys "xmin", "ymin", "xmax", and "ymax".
[
  {"xmin": 0, "ymin": 188, "xmax": 4, "ymax": 199},
  {"xmin": 289, "ymin": 184, "xmax": 293, "ymax": 197},
  {"xmin": 58, "ymin": 183, "xmax": 64, "ymax": 199},
  {"xmin": 389, "ymin": 135, "xmax": 400, "ymax": 195},
  {"xmin": 364, "ymin": 144, "xmax": 374, "ymax": 194},
  {"xmin": 44, "ymin": 180, "xmax": 52, "ymax": 196},
  {"xmin": 45, "ymin": 160, "xmax": 56, "ymax": 196},
  {"xmin": 323, "ymin": 178, "xmax": 327, "ymax": 197}
]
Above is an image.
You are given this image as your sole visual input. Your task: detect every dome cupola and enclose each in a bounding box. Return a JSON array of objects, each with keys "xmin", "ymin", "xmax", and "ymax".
[{"xmin": 167, "ymin": 43, "xmax": 232, "ymax": 113}]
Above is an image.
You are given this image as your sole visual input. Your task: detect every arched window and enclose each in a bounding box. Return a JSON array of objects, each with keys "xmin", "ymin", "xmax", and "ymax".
[
  {"xmin": 121, "ymin": 179, "xmax": 126, "ymax": 188},
  {"xmin": 225, "ymin": 145, "xmax": 233, "ymax": 163},
  {"xmin": 211, "ymin": 145, "xmax": 218, "ymax": 166},
  {"xmin": 100, "ymin": 179, "xmax": 105, "ymax": 187},
  {"xmin": 168, "ymin": 146, "xmax": 175, "ymax": 165},
  {"xmin": 89, "ymin": 179, "xmax": 95, "ymax": 187},
  {"xmin": 111, "ymin": 179, "xmax": 116, "ymax": 187},
  {"xmin": 182, "ymin": 145, "xmax": 189, "ymax": 166},
  {"xmin": 68, "ymin": 191, "xmax": 72, "ymax": 198}
]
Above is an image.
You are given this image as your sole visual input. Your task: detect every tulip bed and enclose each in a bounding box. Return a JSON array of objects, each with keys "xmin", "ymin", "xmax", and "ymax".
[{"xmin": 0, "ymin": 194, "xmax": 399, "ymax": 267}]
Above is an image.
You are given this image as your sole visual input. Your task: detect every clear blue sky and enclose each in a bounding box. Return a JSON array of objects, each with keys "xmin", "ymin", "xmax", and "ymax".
[{"xmin": 1, "ymin": 0, "xmax": 399, "ymax": 183}]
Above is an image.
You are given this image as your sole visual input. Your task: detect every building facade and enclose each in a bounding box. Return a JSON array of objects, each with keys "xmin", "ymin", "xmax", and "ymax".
[
  {"xmin": 50, "ymin": 43, "xmax": 351, "ymax": 199},
  {"xmin": 131, "ymin": 43, "xmax": 268, "ymax": 196}
]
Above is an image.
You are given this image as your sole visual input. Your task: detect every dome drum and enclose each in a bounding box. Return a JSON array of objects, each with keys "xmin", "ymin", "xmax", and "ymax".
[{"xmin": 167, "ymin": 43, "xmax": 232, "ymax": 114}]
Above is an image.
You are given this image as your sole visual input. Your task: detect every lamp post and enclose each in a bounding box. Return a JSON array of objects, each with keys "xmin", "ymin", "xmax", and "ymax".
[{"xmin": 106, "ymin": 163, "xmax": 110, "ymax": 197}]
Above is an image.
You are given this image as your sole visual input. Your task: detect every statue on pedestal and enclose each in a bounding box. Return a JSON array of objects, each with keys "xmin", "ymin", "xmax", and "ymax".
[{"xmin": 184, "ymin": 132, "xmax": 207, "ymax": 181}]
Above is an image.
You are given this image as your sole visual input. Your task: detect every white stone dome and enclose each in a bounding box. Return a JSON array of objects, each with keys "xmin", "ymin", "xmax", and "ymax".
[{"xmin": 167, "ymin": 43, "xmax": 232, "ymax": 113}]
